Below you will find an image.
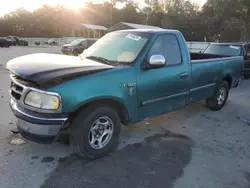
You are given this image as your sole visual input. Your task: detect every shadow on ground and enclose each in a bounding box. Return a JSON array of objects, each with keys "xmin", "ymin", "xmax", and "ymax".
[{"xmin": 41, "ymin": 131, "xmax": 193, "ymax": 188}]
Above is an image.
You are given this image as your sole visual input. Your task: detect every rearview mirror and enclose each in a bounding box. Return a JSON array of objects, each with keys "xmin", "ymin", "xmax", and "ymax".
[{"xmin": 148, "ymin": 55, "xmax": 166, "ymax": 69}]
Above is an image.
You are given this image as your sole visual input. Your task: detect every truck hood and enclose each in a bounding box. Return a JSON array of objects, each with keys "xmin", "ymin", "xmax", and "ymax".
[{"xmin": 6, "ymin": 53, "xmax": 114, "ymax": 86}]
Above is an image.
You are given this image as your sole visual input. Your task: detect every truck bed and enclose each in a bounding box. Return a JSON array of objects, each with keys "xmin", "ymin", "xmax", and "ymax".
[
  {"xmin": 190, "ymin": 52, "xmax": 229, "ymax": 61},
  {"xmin": 188, "ymin": 54, "xmax": 243, "ymax": 104}
]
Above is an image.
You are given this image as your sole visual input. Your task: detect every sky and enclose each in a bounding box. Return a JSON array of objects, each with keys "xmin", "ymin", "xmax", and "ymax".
[{"xmin": 0, "ymin": 0, "xmax": 207, "ymax": 17}]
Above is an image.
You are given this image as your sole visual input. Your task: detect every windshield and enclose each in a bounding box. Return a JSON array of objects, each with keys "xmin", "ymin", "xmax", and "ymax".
[
  {"xmin": 204, "ymin": 44, "xmax": 242, "ymax": 56},
  {"xmin": 80, "ymin": 32, "xmax": 150, "ymax": 65},
  {"xmin": 70, "ymin": 39, "xmax": 84, "ymax": 45}
]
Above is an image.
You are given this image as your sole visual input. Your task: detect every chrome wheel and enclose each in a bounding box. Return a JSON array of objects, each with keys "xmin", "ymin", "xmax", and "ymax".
[
  {"xmin": 217, "ymin": 87, "xmax": 226, "ymax": 105},
  {"xmin": 88, "ymin": 117, "xmax": 114, "ymax": 150}
]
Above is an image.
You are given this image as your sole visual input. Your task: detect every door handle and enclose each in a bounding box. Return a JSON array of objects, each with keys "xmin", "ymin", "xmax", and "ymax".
[{"xmin": 180, "ymin": 72, "xmax": 189, "ymax": 79}]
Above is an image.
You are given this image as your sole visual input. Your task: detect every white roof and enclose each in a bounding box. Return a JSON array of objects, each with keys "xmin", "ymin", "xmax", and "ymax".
[
  {"xmin": 120, "ymin": 22, "xmax": 161, "ymax": 29},
  {"xmin": 80, "ymin": 24, "xmax": 107, "ymax": 31}
]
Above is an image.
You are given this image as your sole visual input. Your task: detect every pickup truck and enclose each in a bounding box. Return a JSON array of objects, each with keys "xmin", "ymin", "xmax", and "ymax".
[
  {"xmin": 6, "ymin": 29, "xmax": 243, "ymax": 159},
  {"xmin": 203, "ymin": 42, "xmax": 250, "ymax": 79}
]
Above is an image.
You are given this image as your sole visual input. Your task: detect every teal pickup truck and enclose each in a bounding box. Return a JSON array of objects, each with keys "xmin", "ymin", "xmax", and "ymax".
[{"xmin": 6, "ymin": 29, "xmax": 243, "ymax": 159}]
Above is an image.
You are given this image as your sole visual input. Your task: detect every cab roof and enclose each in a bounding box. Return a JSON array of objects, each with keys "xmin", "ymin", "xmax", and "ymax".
[{"xmin": 113, "ymin": 28, "xmax": 180, "ymax": 34}]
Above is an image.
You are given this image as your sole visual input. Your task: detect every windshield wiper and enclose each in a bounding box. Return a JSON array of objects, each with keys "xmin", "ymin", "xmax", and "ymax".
[{"xmin": 86, "ymin": 56, "xmax": 112, "ymax": 65}]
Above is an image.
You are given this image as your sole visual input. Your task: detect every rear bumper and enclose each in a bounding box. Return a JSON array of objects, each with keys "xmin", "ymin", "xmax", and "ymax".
[{"xmin": 10, "ymin": 99, "xmax": 68, "ymax": 144}]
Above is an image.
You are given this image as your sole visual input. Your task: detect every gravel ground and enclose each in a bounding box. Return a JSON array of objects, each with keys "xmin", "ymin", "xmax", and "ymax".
[{"xmin": 0, "ymin": 46, "xmax": 249, "ymax": 188}]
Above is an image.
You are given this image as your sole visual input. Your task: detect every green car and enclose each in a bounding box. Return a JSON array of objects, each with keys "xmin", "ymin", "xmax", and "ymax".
[{"xmin": 6, "ymin": 29, "xmax": 243, "ymax": 159}]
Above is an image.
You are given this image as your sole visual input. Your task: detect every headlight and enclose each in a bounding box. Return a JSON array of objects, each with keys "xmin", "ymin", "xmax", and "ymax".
[{"xmin": 24, "ymin": 91, "xmax": 60, "ymax": 110}]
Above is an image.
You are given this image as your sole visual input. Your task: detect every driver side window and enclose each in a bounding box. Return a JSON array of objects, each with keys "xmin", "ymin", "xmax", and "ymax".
[
  {"xmin": 147, "ymin": 35, "xmax": 182, "ymax": 66},
  {"xmin": 147, "ymin": 36, "xmax": 165, "ymax": 58}
]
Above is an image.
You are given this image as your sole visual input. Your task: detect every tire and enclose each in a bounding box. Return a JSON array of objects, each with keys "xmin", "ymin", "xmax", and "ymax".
[
  {"xmin": 70, "ymin": 105, "xmax": 121, "ymax": 159},
  {"xmin": 206, "ymin": 81, "xmax": 229, "ymax": 111}
]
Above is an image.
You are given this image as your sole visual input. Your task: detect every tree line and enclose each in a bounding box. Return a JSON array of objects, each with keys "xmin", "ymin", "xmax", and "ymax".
[{"xmin": 0, "ymin": 0, "xmax": 249, "ymax": 42}]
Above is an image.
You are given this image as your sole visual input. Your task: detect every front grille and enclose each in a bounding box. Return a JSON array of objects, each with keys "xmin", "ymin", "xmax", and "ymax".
[
  {"xmin": 10, "ymin": 81, "xmax": 24, "ymax": 101},
  {"xmin": 11, "ymin": 74, "xmax": 38, "ymax": 87}
]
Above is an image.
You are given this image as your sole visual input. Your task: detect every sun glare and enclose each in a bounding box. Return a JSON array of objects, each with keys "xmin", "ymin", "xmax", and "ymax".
[
  {"xmin": 0, "ymin": 0, "xmax": 207, "ymax": 17},
  {"xmin": 0, "ymin": 0, "xmax": 107, "ymax": 16}
]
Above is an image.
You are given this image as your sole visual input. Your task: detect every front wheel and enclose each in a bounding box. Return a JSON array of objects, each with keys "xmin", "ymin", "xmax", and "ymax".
[
  {"xmin": 70, "ymin": 106, "xmax": 121, "ymax": 159},
  {"xmin": 206, "ymin": 81, "xmax": 229, "ymax": 111}
]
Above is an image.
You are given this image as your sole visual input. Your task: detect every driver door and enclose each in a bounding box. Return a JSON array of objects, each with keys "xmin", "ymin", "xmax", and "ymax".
[{"xmin": 137, "ymin": 34, "xmax": 190, "ymax": 121}]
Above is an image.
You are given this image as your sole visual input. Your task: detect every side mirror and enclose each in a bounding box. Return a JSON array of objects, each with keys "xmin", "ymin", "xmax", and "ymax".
[{"xmin": 148, "ymin": 55, "xmax": 166, "ymax": 69}]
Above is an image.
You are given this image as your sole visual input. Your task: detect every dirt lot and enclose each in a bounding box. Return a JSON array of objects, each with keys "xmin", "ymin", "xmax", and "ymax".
[{"xmin": 0, "ymin": 46, "xmax": 250, "ymax": 188}]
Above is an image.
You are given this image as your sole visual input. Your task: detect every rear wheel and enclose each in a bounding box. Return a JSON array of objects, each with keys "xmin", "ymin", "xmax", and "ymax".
[
  {"xmin": 70, "ymin": 105, "xmax": 121, "ymax": 159},
  {"xmin": 206, "ymin": 81, "xmax": 229, "ymax": 111}
]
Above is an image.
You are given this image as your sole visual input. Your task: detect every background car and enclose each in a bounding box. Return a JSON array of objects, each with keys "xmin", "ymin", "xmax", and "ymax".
[
  {"xmin": 48, "ymin": 38, "xmax": 58, "ymax": 45},
  {"xmin": 61, "ymin": 38, "xmax": 97, "ymax": 56},
  {"xmin": 0, "ymin": 37, "xmax": 11, "ymax": 47},
  {"xmin": 6, "ymin": 36, "xmax": 17, "ymax": 46},
  {"xmin": 6, "ymin": 36, "xmax": 28, "ymax": 46},
  {"xmin": 17, "ymin": 38, "xmax": 28, "ymax": 46},
  {"xmin": 4, "ymin": 37, "xmax": 14, "ymax": 46}
]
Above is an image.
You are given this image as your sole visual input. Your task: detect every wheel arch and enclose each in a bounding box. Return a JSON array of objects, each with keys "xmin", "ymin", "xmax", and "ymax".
[
  {"xmin": 223, "ymin": 74, "xmax": 232, "ymax": 88},
  {"xmin": 67, "ymin": 98, "xmax": 130, "ymax": 126}
]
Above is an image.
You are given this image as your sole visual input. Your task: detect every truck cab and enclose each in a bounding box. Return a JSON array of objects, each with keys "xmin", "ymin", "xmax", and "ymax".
[{"xmin": 6, "ymin": 29, "xmax": 243, "ymax": 159}]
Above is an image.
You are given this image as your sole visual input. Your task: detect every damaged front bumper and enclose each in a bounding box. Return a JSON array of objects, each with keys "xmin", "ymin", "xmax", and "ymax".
[{"xmin": 10, "ymin": 99, "xmax": 68, "ymax": 144}]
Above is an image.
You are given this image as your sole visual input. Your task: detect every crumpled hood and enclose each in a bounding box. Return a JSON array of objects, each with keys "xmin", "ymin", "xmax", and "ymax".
[{"xmin": 6, "ymin": 53, "xmax": 114, "ymax": 86}]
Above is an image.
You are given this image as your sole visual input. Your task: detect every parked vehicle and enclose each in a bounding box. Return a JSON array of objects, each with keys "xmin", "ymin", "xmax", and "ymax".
[
  {"xmin": 48, "ymin": 38, "xmax": 58, "ymax": 45},
  {"xmin": 61, "ymin": 38, "xmax": 97, "ymax": 56},
  {"xmin": 0, "ymin": 37, "xmax": 11, "ymax": 47},
  {"xmin": 35, "ymin": 41, "xmax": 40, "ymax": 45},
  {"xmin": 203, "ymin": 42, "xmax": 250, "ymax": 79},
  {"xmin": 4, "ymin": 37, "xmax": 13, "ymax": 46},
  {"xmin": 18, "ymin": 38, "xmax": 28, "ymax": 46},
  {"xmin": 6, "ymin": 36, "xmax": 28, "ymax": 46},
  {"xmin": 6, "ymin": 36, "xmax": 17, "ymax": 46},
  {"xmin": 6, "ymin": 29, "xmax": 243, "ymax": 159}
]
